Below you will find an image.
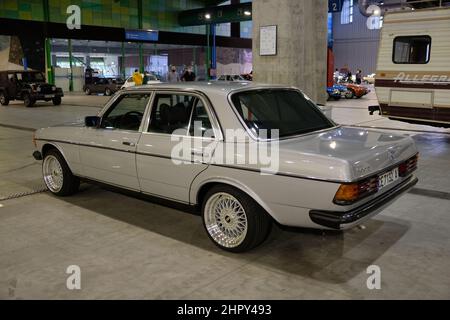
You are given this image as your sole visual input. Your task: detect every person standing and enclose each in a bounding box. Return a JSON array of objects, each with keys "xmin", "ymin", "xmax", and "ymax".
[
  {"xmin": 356, "ymin": 69, "xmax": 362, "ymax": 85},
  {"xmin": 334, "ymin": 68, "xmax": 340, "ymax": 83},
  {"xmin": 168, "ymin": 66, "xmax": 180, "ymax": 83},
  {"xmin": 347, "ymin": 70, "xmax": 353, "ymax": 83},
  {"xmin": 181, "ymin": 67, "xmax": 196, "ymax": 82},
  {"xmin": 143, "ymin": 71, "xmax": 150, "ymax": 85},
  {"xmin": 132, "ymin": 69, "xmax": 143, "ymax": 86}
]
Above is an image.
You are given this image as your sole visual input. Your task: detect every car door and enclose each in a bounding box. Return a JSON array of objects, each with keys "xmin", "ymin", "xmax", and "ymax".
[
  {"xmin": 136, "ymin": 91, "xmax": 221, "ymax": 203},
  {"xmin": 79, "ymin": 92, "xmax": 152, "ymax": 190}
]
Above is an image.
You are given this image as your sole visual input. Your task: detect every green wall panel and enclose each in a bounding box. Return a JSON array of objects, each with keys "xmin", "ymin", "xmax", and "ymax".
[{"xmin": 0, "ymin": 0, "xmax": 206, "ymax": 33}]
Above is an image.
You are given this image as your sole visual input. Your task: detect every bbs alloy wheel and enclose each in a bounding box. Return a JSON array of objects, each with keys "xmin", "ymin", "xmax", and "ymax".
[
  {"xmin": 42, "ymin": 150, "xmax": 80, "ymax": 196},
  {"xmin": 202, "ymin": 185, "xmax": 272, "ymax": 253}
]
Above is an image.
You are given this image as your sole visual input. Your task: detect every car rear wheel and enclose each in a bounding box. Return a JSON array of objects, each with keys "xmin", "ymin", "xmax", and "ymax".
[
  {"xmin": 0, "ymin": 92, "xmax": 9, "ymax": 106},
  {"xmin": 105, "ymin": 88, "xmax": 112, "ymax": 96},
  {"xmin": 52, "ymin": 97, "xmax": 62, "ymax": 105},
  {"xmin": 202, "ymin": 185, "xmax": 272, "ymax": 253},
  {"xmin": 85, "ymin": 88, "xmax": 91, "ymax": 95},
  {"xmin": 42, "ymin": 149, "xmax": 80, "ymax": 196},
  {"xmin": 23, "ymin": 93, "xmax": 35, "ymax": 107}
]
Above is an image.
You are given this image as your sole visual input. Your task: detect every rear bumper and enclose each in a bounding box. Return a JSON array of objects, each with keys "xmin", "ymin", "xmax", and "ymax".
[{"xmin": 309, "ymin": 176, "xmax": 418, "ymax": 230}]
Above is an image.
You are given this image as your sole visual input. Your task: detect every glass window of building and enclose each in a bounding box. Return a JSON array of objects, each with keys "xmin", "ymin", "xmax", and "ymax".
[{"xmin": 341, "ymin": 0, "xmax": 354, "ymax": 25}]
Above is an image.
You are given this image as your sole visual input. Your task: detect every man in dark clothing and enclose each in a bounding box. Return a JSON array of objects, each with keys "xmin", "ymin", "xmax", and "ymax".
[
  {"xmin": 356, "ymin": 69, "xmax": 362, "ymax": 85},
  {"xmin": 181, "ymin": 67, "xmax": 196, "ymax": 82}
]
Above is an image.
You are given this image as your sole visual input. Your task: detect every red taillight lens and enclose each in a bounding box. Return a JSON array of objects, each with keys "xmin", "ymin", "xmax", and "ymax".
[
  {"xmin": 335, "ymin": 154, "xmax": 418, "ymax": 205},
  {"xmin": 399, "ymin": 154, "xmax": 419, "ymax": 177}
]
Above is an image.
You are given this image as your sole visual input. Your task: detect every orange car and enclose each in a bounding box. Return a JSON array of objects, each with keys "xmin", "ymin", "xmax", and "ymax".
[{"xmin": 345, "ymin": 84, "xmax": 370, "ymax": 99}]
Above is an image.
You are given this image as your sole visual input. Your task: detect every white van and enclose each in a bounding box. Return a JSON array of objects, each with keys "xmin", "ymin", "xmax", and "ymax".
[{"xmin": 373, "ymin": 7, "xmax": 450, "ymax": 128}]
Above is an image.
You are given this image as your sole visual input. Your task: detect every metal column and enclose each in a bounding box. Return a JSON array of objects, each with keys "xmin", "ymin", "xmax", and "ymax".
[
  {"xmin": 43, "ymin": 0, "xmax": 54, "ymax": 84},
  {"xmin": 138, "ymin": 0, "xmax": 144, "ymax": 73},
  {"xmin": 68, "ymin": 39, "xmax": 74, "ymax": 92}
]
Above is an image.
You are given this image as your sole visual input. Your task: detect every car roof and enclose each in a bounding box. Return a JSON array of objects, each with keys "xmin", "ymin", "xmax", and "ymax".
[{"xmin": 122, "ymin": 81, "xmax": 294, "ymax": 95}]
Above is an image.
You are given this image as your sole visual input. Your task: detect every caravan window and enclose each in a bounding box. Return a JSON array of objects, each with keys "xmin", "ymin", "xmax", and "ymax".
[{"xmin": 393, "ymin": 36, "xmax": 431, "ymax": 64}]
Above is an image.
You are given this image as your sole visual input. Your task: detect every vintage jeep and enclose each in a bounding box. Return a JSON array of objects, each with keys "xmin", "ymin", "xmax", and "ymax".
[{"xmin": 0, "ymin": 70, "xmax": 64, "ymax": 107}]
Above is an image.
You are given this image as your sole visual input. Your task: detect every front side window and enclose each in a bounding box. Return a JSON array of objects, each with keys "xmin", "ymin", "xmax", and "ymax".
[
  {"xmin": 393, "ymin": 36, "xmax": 431, "ymax": 64},
  {"xmin": 101, "ymin": 93, "xmax": 150, "ymax": 131},
  {"xmin": 231, "ymin": 89, "xmax": 334, "ymax": 139}
]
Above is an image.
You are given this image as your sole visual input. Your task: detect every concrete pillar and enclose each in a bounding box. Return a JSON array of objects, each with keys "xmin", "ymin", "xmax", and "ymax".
[{"xmin": 252, "ymin": 0, "xmax": 328, "ymax": 104}]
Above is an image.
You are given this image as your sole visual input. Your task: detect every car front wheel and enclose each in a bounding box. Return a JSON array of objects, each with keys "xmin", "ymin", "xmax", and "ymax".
[
  {"xmin": 52, "ymin": 97, "xmax": 62, "ymax": 105},
  {"xmin": 202, "ymin": 185, "xmax": 272, "ymax": 253},
  {"xmin": 0, "ymin": 92, "xmax": 9, "ymax": 105},
  {"xmin": 43, "ymin": 149, "xmax": 80, "ymax": 196},
  {"xmin": 105, "ymin": 88, "xmax": 112, "ymax": 96},
  {"xmin": 85, "ymin": 88, "xmax": 91, "ymax": 95}
]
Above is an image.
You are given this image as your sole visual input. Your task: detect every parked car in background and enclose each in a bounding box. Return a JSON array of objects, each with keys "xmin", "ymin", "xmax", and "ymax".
[
  {"xmin": 345, "ymin": 84, "xmax": 371, "ymax": 99},
  {"xmin": 363, "ymin": 73, "xmax": 376, "ymax": 84},
  {"xmin": 32, "ymin": 82, "xmax": 418, "ymax": 252},
  {"xmin": 216, "ymin": 74, "xmax": 246, "ymax": 82},
  {"xmin": 83, "ymin": 78, "xmax": 124, "ymax": 96},
  {"xmin": 121, "ymin": 73, "xmax": 161, "ymax": 89},
  {"xmin": 241, "ymin": 73, "xmax": 253, "ymax": 81},
  {"xmin": 327, "ymin": 84, "xmax": 348, "ymax": 100},
  {"xmin": 0, "ymin": 70, "xmax": 64, "ymax": 107}
]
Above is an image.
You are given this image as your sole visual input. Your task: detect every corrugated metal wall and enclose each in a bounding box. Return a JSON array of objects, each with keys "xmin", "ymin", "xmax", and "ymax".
[{"xmin": 332, "ymin": 5, "xmax": 381, "ymax": 75}]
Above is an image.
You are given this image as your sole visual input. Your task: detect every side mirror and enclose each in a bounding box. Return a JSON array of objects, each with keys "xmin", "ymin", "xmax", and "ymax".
[{"xmin": 85, "ymin": 116, "xmax": 100, "ymax": 128}]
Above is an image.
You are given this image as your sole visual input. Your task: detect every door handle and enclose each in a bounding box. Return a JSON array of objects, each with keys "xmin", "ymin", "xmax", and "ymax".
[{"xmin": 122, "ymin": 141, "xmax": 136, "ymax": 147}]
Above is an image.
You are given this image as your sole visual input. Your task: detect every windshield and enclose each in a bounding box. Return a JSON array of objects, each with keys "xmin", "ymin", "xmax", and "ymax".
[
  {"xmin": 16, "ymin": 72, "xmax": 45, "ymax": 83},
  {"xmin": 230, "ymin": 89, "xmax": 334, "ymax": 139}
]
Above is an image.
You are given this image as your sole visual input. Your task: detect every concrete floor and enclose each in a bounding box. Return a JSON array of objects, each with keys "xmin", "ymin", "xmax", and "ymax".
[{"xmin": 0, "ymin": 89, "xmax": 449, "ymax": 299}]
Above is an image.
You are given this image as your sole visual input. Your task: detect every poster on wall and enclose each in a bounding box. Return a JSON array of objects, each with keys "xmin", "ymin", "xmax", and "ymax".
[{"xmin": 259, "ymin": 25, "xmax": 277, "ymax": 56}]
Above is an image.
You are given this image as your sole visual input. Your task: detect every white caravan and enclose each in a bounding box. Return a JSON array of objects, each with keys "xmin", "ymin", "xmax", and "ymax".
[{"xmin": 373, "ymin": 7, "xmax": 450, "ymax": 128}]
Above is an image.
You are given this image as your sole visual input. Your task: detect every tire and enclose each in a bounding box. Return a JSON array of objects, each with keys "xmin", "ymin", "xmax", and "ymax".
[
  {"xmin": 52, "ymin": 96, "xmax": 62, "ymax": 105},
  {"xmin": 105, "ymin": 88, "xmax": 112, "ymax": 96},
  {"xmin": 23, "ymin": 93, "xmax": 35, "ymax": 108},
  {"xmin": 42, "ymin": 149, "xmax": 80, "ymax": 196},
  {"xmin": 345, "ymin": 90, "xmax": 355, "ymax": 99},
  {"xmin": 0, "ymin": 92, "xmax": 9, "ymax": 106},
  {"xmin": 85, "ymin": 88, "xmax": 91, "ymax": 95},
  {"xmin": 202, "ymin": 185, "xmax": 272, "ymax": 253}
]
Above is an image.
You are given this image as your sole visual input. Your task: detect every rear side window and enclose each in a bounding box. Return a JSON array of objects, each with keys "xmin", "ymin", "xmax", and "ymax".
[{"xmin": 393, "ymin": 36, "xmax": 431, "ymax": 64}]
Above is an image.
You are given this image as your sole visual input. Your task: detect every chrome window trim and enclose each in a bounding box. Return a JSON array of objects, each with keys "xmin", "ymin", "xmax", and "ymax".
[{"xmin": 226, "ymin": 86, "xmax": 339, "ymax": 142}]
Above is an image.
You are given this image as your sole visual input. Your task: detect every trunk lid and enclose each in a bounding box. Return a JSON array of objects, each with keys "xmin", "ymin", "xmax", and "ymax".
[{"xmin": 276, "ymin": 126, "xmax": 418, "ymax": 182}]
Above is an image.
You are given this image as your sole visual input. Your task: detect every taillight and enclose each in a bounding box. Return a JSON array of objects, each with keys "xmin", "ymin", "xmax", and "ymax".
[
  {"xmin": 334, "ymin": 154, "xmax": 418, "ymax": 205},
  {"xmin": 399, "ymin": 154, "xmax": 418, "ymax": 177},
  {"xmin": 334, "ymin": 177, "xmax": 378, "ymax": 205}
]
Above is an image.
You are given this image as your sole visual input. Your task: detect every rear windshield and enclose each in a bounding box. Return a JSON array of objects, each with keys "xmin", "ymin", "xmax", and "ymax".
[{"xmin": 230, "ymin": 89, "xmax": 334, "ymax": 139}]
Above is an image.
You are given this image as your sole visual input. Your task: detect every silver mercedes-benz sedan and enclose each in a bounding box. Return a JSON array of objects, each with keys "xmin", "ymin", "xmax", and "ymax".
[{"xmin": 32, "ymin": 82, "xmax": 418, "ymax": 252}]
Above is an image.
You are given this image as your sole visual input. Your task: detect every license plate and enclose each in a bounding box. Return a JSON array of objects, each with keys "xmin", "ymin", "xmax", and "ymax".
[
  {"xmin": 45, "ymin": 94, "xmax": 54, "ymax": 98},
  {"xmin": 378, "ymin": 167, "xmax": 399, "ymax": 189}
]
